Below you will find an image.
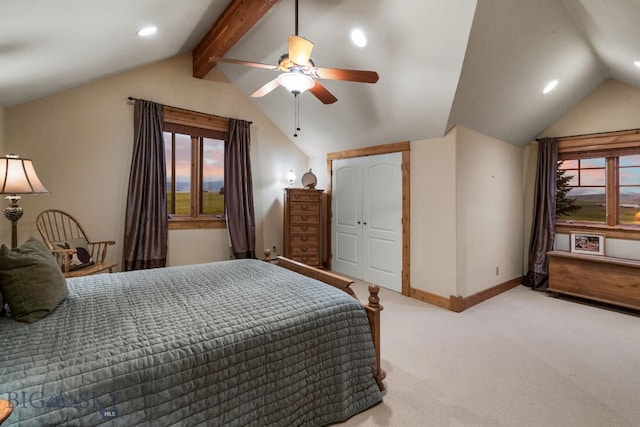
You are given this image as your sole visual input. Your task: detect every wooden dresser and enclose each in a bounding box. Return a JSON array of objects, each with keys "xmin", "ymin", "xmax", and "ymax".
[{"xmin": 284, "ymin": 188, "xmax": 323, "ymax": 268}]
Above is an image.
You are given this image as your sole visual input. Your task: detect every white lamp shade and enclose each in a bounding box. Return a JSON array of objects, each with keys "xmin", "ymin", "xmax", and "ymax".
[
  {"xmin": 277, "ymin": 73, "xmax": 314, "ymax": 94},
  {"xmin": 0, "ymin": 155, "xmax": 49, "ymax": 194}
]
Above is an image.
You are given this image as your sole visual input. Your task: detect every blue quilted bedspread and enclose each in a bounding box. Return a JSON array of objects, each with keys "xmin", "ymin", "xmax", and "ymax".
[{"xmin": 0, "ymin": 259, "xmax": 381, "ymax": 426}]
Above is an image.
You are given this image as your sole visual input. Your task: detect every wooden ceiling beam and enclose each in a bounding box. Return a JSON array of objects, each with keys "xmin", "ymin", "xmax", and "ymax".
[{"xmin": 192, "ymin": 0, "xmax": 280, "ymax": 79}]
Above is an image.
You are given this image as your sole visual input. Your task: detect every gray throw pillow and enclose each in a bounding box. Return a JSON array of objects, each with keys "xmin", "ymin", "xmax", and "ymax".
[{"xmin": 0, "ymin": 236, "xmax": 69, "ymax": 323}]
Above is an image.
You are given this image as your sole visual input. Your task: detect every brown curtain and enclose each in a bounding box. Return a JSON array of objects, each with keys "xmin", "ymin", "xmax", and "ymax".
[
  {"xmin": 122, "ymin": 99, "xmax": 168, "ymax": 270},
  {"xmin": 523, "ymin": 137, "xmax": 558, "ymax": 290},
  {"xmin": 225, "ymin": 119, "xmax": 256, "ymax": 259}
]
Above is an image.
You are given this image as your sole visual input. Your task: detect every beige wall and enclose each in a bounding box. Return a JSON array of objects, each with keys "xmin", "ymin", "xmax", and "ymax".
[
  {"xmin": 523, "ymin": 79, "xmax": 640, "ymax": 266},
  {"xmin": 540, "ymin": 79, "xmax": 640, "ymax": 138},
  {"xmin": 455, "ymin": 126, "xmax": 524, "ymax": 296},
  {"xmin": 0, "ymin": 103, "xmax": 7, "ymax": 245},
  {"xmin": 5, "ymin": 54, "xmax": 308, "ymax": 267},
  {"xmin": 0, "ymin": 103, "xmax": 5, "ymax": 151},
  {"xmin": 410, "ymin": 132, "xmax": 458, "ymax": 297},
  {"xmin": 411, "ymin": 126, "xmax": 524, "ymax": 299}
]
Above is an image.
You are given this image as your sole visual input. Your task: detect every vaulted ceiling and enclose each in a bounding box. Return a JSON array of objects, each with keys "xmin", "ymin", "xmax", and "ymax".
[{"xmin": 2, "ymin": 0, "xmax": 640, "ymax": 157}]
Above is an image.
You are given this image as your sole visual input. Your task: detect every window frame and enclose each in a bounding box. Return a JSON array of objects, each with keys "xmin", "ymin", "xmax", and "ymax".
[
  {"xmin": 163, "ymin": 106, "xmax": 229, "ymax": 230},
  {"xmin": 555, "ymin": 129, "xmax": 640, "ymax": 240}
]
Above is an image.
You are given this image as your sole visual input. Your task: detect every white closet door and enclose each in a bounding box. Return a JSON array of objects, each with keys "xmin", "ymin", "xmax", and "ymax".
[
  {"xmin": 332, "ymin": 153, "xmax": 402, "ymax": 292},
  {"xmin": 362, "ymin": 153, "xmax": 402, "ymax": 292},
  {"xmin": 331, "ymin": 158, "xmax": 363, "ymax": 279}
]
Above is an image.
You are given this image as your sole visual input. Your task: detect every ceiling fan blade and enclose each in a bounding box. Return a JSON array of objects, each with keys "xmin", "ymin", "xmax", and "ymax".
[
  {"xmin": 289, "ymin": 35, "xmax": 314, "ymax": 66},
  {"xmin": 209, "ymin": 56, "xmax": 278, "ymax": 71},
  {"xmin": 309, "ymin": 80, "xmax": 337, "ymax": 104},
  {"xmin": 313, "ymin": 67, "xmax": 379, "ymax": 83},
  {"xmin": 250, "ymin": 78, "xmax": 281, "ymax": 98}
]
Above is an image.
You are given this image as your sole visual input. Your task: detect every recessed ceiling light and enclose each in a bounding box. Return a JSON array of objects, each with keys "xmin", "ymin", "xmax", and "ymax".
[
  {"xmin": 543, "ymin": 79, "xmax": 558, "ymax": 94},
  {"xmin": 634, "ymin": 60, "xmax": 640, "ymax": 68},
  {"xmin": 350, "ymin": 29, "xmax": 367, "ymax": 48},
  {"xmin": 136, "ymin": 26, "xmax": 157, "ymax": 37}
]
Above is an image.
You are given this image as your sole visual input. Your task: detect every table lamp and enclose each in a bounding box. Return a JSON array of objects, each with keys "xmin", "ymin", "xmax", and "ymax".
[{"xmin": 0, "ymin": 154, "xmax": 49, "ymax": 248}]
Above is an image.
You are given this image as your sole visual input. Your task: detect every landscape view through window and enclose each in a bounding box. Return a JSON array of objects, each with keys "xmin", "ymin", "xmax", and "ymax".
[{"xmin": 557, "ymin": 155, "xmax": 640, "ymax": 225}]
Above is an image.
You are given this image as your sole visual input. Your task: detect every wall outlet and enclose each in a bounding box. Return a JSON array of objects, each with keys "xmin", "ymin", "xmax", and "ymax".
[{"xmin": 496, "ymin": 266, "xmax": 499, "ymax": 275}]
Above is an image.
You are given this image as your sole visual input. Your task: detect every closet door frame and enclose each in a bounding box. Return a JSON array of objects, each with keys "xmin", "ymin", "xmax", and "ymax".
[{"xmin": 327, "ymin": 141, "xmax": 411, "ymax": 296}]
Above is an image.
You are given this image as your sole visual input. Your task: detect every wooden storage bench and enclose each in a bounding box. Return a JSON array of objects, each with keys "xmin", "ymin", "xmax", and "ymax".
[{"xmin": 547, "ymin": 250, "xmax": 640, "ymax": 310}]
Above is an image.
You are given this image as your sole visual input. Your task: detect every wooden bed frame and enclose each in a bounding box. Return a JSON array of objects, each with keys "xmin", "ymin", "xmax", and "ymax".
[
  {"xmin": 0, "ymin": 400, "xmax": 11, "ymax": 426},
  {"xmin": 273, "ymin": 256, "xmax": 386, "ymax": 390}
]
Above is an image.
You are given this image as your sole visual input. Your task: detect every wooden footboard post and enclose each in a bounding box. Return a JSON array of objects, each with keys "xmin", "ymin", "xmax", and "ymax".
[{"xmin": 365, "ymin": 285, "xmax": 385, "ymax": 391}]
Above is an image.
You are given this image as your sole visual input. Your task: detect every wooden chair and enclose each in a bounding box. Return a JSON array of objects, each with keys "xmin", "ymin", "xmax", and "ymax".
[{"xmin": 36, "ymin": 209, "xmax": 117, "ymax": 278}]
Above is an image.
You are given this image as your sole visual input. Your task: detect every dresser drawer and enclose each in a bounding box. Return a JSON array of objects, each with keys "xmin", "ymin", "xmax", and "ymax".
[
  {"xmin": 290, "ymin": 201, "xmax": 320, "ymax": 215},
  {"xmin": 289, "ymin": 192, "xmax": 321, "ymax": 203},
  {"xmin": 290, "ymin": 224, "xmax": 320, "ymax": 234},
  {"xmin": 289, "ymin": 244, "xmax": 319, "ymax": 255},
  {"xmin": 290, "ymin": 214, "xmax": 320, "ymax": 224},
  {"xmin": 290, "ymin": 234, "xmax": 319, "ymax": 245}
]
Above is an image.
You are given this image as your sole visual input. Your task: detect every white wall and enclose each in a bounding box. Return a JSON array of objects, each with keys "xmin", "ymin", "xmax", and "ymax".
[
  {"xmin": 5, "ymin": 54, "xmax": 308, "ymax": 268},
  {"xmin": 456, "ymin": 126, "xmax": 524, "ymax": 296},
  {"xmin": 524, "ymin": 79, "xmax": 640, "ymax": 264},
  {"xmin": 308, "ymin": 156, "xmax": 328, "ymax": 190}
]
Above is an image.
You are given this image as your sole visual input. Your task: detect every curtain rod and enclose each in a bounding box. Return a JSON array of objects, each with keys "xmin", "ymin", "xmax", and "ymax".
[
  {"xmin": 535, "ymin": 127, "xmax": 640, "ymax": 141},
  {"xmin": 127, "ymin": 97, "xmax": 252, "ymax": 125}
]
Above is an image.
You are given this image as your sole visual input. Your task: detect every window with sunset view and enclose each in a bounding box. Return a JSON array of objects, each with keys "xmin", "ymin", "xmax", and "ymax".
[
  {"xmin": 164, "ymin": 131, "xmax": 225, "ymax": 220},
  {"xmin": 557, "ymin": 155, "xmax": 640, "ymax": 226}
]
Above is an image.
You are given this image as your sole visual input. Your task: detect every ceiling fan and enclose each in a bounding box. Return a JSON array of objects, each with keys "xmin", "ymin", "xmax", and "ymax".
[{"xmin": 208, "ymin": 0, "xmax": 379, "ymax": 105}]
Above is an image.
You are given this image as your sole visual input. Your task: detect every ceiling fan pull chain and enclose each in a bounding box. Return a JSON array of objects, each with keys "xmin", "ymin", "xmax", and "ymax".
[{"xmin": 293, "ymin": 93, "xmax": 301, "ymax": 137}]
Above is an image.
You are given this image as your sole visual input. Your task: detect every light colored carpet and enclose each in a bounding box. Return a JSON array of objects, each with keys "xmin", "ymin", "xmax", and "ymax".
[{"xmin": 340, "ymin": 282, "xmax": 640, "ymax": 427}]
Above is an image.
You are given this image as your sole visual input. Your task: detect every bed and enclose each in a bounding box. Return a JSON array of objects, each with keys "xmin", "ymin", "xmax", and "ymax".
[{"xmin": 0, "ymin": 254, "xmax": 384, "ymax": 426}]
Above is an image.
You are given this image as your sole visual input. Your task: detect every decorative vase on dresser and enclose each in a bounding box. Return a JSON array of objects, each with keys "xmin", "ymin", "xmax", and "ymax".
[{"xmin": 284, "ymin": 188, "xmax": 323, "ymax": 268}]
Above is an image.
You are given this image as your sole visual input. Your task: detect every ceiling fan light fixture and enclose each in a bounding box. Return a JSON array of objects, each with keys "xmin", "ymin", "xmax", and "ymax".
[{"xmin": 277, "ymin": 72, "xmax": 314, "ymax": 94}]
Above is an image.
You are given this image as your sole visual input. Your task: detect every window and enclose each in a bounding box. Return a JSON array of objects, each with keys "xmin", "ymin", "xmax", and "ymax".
[
  {"xmin": 162, "ymin": 106, "xmax": 229, "ymax": 229},
  {"xmin": 555, "ymin": 129, "xmax": 640, "ymax": 238},
  {"xmin": 164, "ymin": 132, "xmax": 225, "ymax": 216},
  {"xmin": 557, "ymin": 158, "xmax": 606, "ymax": 223}
]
